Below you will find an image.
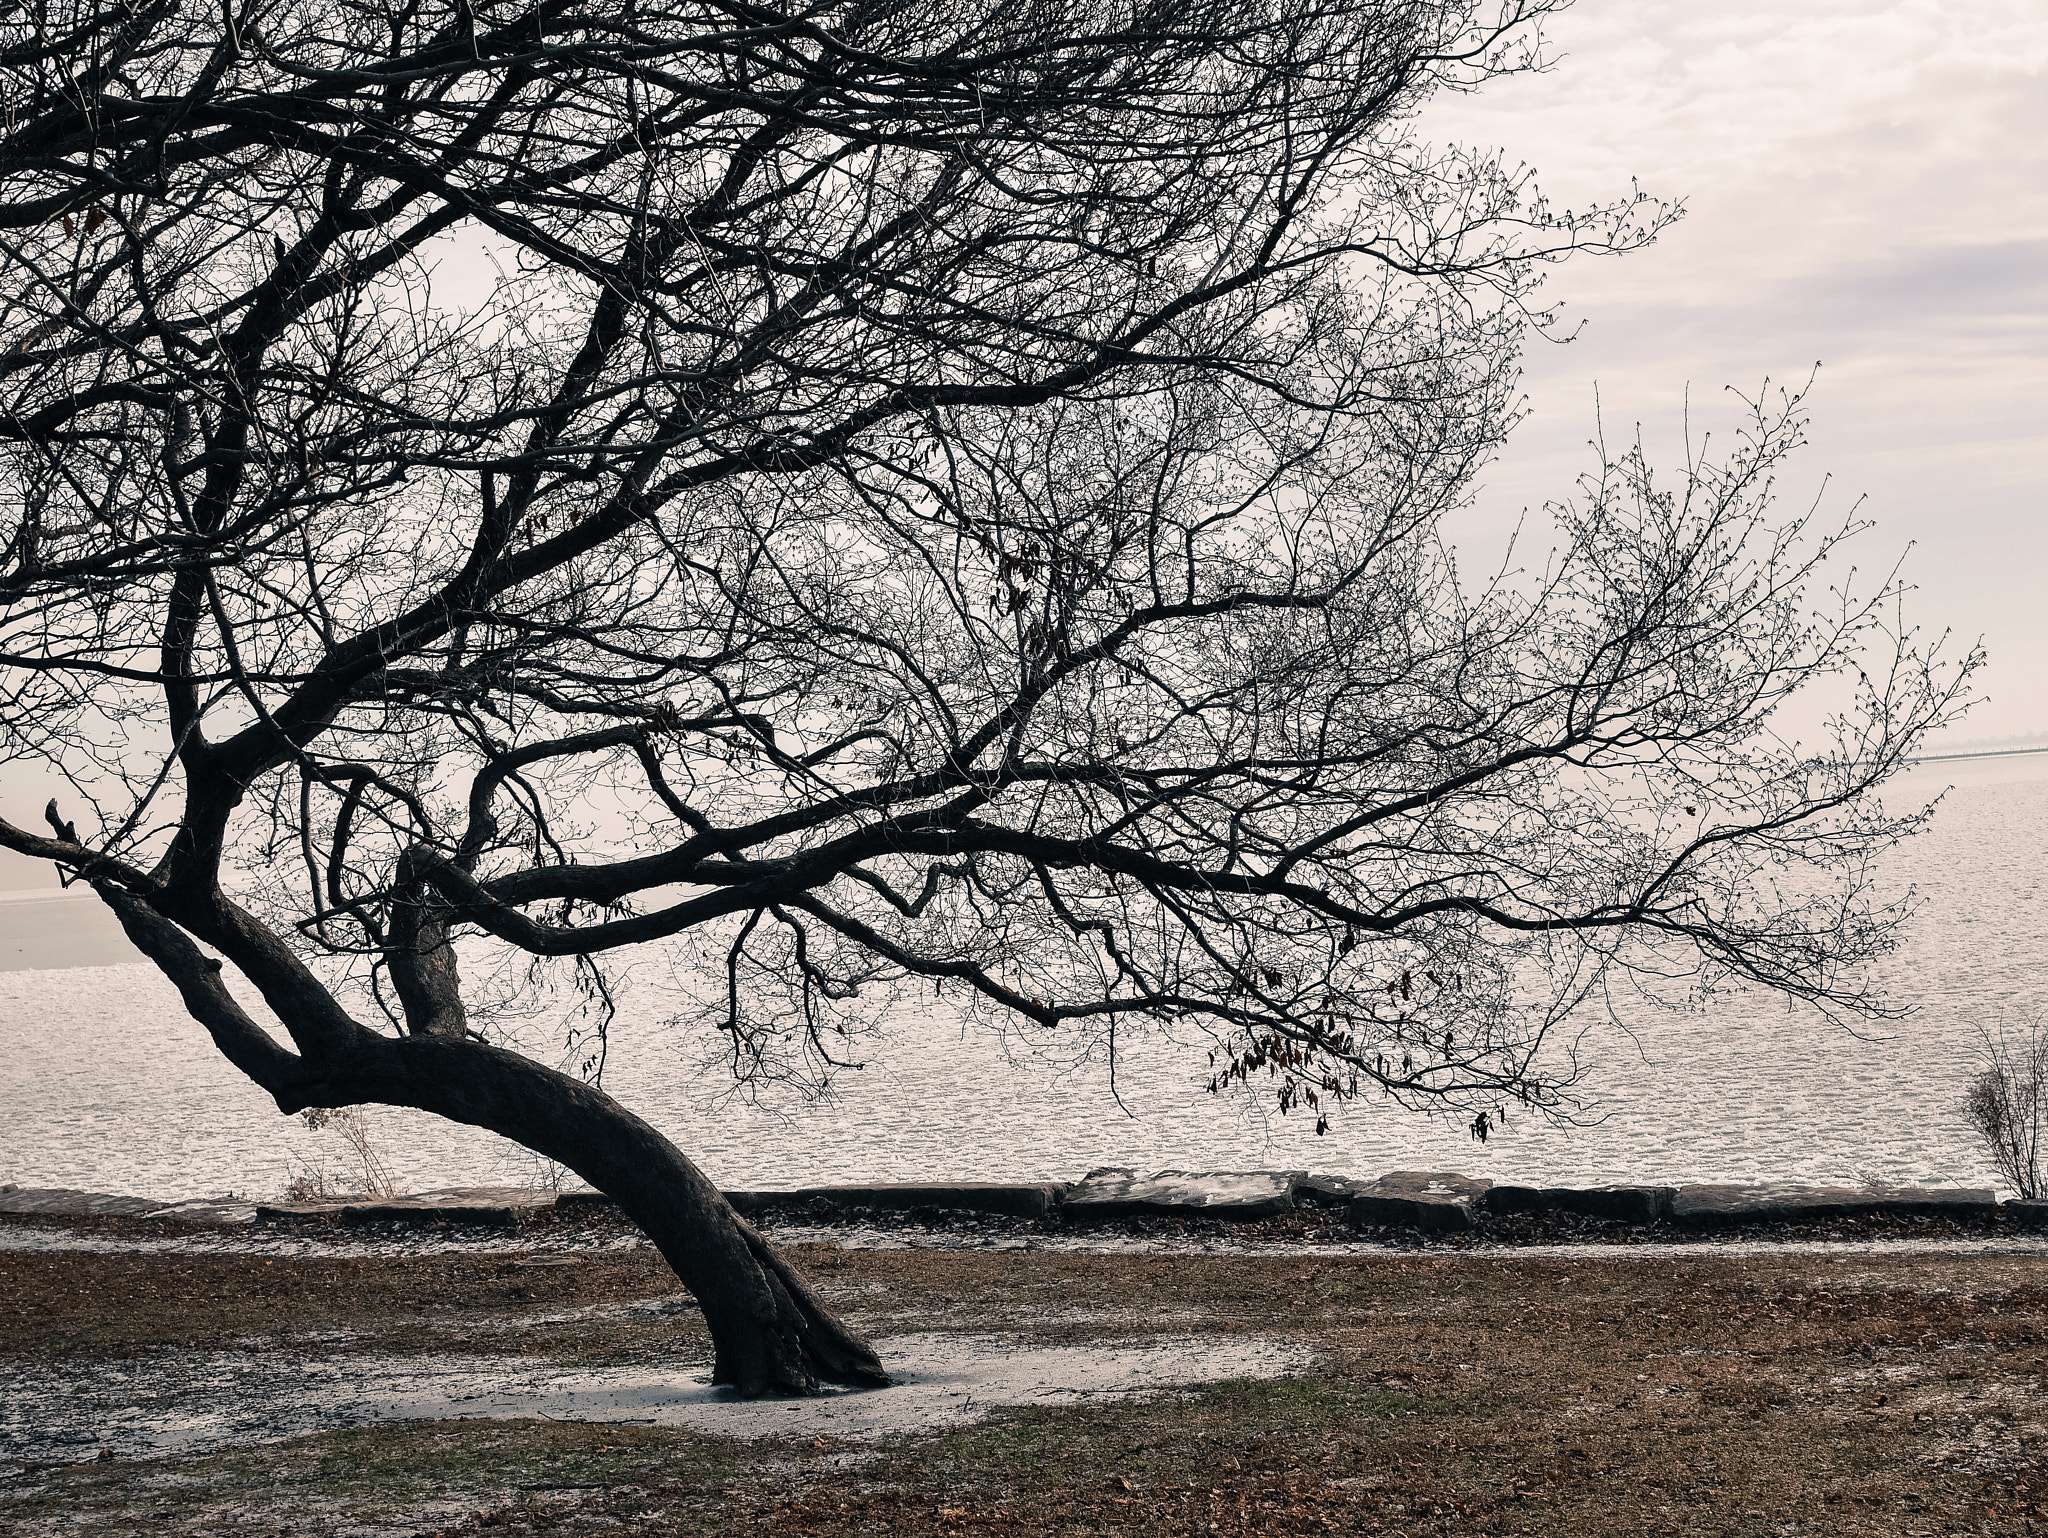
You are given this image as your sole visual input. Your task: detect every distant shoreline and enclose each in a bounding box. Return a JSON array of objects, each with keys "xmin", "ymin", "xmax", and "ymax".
[{"xmin": 1910, "ymin": 744, "xmax": 2048, "ymax": 764}]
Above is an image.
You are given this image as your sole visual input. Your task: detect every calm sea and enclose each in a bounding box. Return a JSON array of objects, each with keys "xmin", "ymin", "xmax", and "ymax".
[{"xmin": 3, "ymin": 755, "xmax": 2044, "ymax": 1202}]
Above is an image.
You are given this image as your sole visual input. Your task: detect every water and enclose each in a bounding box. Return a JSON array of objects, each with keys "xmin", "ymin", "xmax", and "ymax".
[
  {"xmin": 2, "ymin": 756, "xmax": 2044, "ymax": 1202},
  {"xmin": 0, "ymin": 887, "xmax": 135, "ymax": 971}
]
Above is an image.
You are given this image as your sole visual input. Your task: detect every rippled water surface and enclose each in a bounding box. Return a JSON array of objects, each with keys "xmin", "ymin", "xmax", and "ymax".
[{"xmin": 4, "ymin": 757, "xmax": 2044, "ymax": 1201}]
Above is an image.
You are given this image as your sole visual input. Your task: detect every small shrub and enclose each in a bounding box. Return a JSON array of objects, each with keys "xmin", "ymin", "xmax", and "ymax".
[
  {"xmin": 285, "ymin": 1106, "xmax": 398, "ymax": 1199},
  {"xmin": 283, "ymin": 1169, "xmax": 334, "ymax": 1202},
  {"xmin": 1963, "ymin": 1020, "xmax": 2048, "ymax": 1200},
  {"xmin": 520, "ymin": 1154, "xmax": 573, "ymax": 1196}
]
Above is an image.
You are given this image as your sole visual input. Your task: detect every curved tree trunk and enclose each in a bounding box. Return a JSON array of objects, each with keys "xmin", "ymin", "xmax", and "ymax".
[
  {"xmin": 335, "ymin": 1035, "xmax": 889, "ymax": 1396},
  {"xmin": 97, "ymin": 883, "xmax": 887, "ymax": 1397}
]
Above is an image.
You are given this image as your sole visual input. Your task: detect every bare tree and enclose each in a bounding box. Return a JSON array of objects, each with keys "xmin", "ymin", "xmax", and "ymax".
[{"xmin": 0, "ymin": 0, "xmax": 1969, "ymax": 1392}]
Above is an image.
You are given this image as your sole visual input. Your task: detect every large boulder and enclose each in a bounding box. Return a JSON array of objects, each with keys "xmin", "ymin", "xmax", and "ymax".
[
  {"xmin": 137, "ymin": 1196, "xmax": 258, "ymax": 1226},
  {"xmin": 0, "ymin": 1185, "xmax": 256, "ymax": 1226},
  {"xmin": 720, "ymin": 1182, "xmax": 1068, "ymax": 1220},
  {"xmin": 1062, "ymin": 1168, "xmax": 1301, "ymax": 1221},
  {"xmin": 1295, "ymin": 1173, "xmax": 1378, "ymax": 1207},
  {"xmin": 1484, "ymin": 1185, "xmax": 1676, "ymax": 1224},
  {"xmin": 1346, "ymin": 1171, "xmax": 1492, "ymax": 1232},
  {"xmin": 0, "ymin": 1185, "xmax": 174, "ymax": 1218},
  {"xmin": 2002, "ymin": 1199, "xmax": 2048, "ymax": 1229},
  {"xmin": 1671, "ymin": 1184, "xmax": 1998, "ymax": 1227}
]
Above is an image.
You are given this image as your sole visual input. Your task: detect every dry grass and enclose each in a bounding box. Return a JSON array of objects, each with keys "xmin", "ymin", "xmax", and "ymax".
[
  {"xmin": 0, "ymin": 1245, "xmax": 695, "ymax": 1360},
  {"xmin": 4, "ymin": 1241, "xmax": 2048, "ymax": 1535}
]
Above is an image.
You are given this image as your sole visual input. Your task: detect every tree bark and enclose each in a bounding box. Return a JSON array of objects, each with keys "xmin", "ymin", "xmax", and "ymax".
[
  {"xmin": 96, "ymin": 881, "xmax": 886, "ymax": 1397},
  {"xmin": 330, "ymin": 1035, "xmax": 890, "ymax": 1396}
]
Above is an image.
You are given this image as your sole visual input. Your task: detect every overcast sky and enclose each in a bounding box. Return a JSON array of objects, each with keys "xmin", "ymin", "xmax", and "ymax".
[
  {"xmin": 2, "ymin": 0, "xmax": 2042, "ymax": 894},
  {"xmin": 1425, "ymin": 0, "xmax": 2047, "ymax": 745}
]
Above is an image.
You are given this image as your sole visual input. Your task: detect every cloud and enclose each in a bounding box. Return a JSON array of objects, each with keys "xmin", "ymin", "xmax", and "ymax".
[{"xmin": 1419, "ymin": 0, "xmax": 2048, "ymax": 736}]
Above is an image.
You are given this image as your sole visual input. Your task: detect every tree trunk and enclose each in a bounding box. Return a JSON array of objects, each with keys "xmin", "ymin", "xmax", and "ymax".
[
  {"xmin": 323, "ymin": 1035, "xmax": 890, "ymax": 1396},
  {"xmin": 91, "ymin": 880, "xmax": 885, "ymax": 1397}
]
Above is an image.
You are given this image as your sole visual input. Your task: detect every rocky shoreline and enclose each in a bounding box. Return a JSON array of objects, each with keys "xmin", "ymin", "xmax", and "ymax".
[{"xmin": 6, "ymin": 1167, "xmax": 2045, "ymax": 1249}]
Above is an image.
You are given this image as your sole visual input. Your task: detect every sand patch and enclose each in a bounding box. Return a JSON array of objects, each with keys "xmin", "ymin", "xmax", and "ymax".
[{"xmin": 1, "ymin": 1332, "xmax": 1316, "ymax": 1462}]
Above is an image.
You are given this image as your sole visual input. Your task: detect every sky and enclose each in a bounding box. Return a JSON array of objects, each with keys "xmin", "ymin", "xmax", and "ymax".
[
  {"xmin": 1, "ymin": 0, "xmax": 2043, "ymax": 894},
  {"xmin": 1425, "ymin": 0, "xmax": 2048, "ymax": 747}
]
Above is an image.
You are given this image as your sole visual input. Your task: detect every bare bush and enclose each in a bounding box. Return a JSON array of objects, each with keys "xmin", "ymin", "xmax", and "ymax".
[
  {"xmin": 288, "ymin": 1107, "xmax": 398, "ymax": 1199},
  {"xmin": 1964, "ymin": 1022, "xmax": 2048, "ymax": 1200},
  {"xmin": 520, "ymin": 1153, "xmax": 573, "ymax": 1197}
]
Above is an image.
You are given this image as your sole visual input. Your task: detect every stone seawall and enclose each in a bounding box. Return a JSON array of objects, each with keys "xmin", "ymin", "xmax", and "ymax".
[{"xmin": 7, "ymin": 1168, "xmax": 2046, "ymax": 1235}]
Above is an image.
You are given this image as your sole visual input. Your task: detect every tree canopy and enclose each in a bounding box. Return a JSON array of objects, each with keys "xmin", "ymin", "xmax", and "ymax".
[{"xmin": 0, "ymin": 0, "xmax": 1970, "ymax": 1390}]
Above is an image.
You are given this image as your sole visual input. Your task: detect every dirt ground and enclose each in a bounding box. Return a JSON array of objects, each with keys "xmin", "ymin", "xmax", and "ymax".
[{"xmin": 4, "ymin": 1227, "xmax": 2048, "ymax": 1536}]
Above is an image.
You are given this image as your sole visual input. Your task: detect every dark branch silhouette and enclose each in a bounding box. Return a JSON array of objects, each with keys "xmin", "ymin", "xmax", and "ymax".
[{"xmin": 0, "ymin": 0, "xmax": 1968, "ymax": 1392}]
